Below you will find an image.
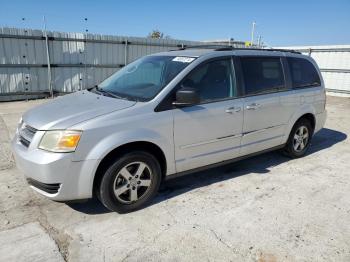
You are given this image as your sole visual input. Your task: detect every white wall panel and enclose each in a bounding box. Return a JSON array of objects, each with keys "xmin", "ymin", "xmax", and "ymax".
[{"xmin": 276, "ymin": 45, "xmax": 350, "ymax": 93}]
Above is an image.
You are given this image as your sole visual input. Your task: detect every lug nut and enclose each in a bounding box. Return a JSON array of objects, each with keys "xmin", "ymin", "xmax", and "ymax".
[
  {"xmin": 137, "ymin": 181, "xmax": 141, "ymax": 184},
  {"xmin": 132, "ymin": 186, "xmax": 136, "ymax": 190},
  {"xmin": 135, "ymin": 175, "xmax": 138, "ymax": 178},
  {"xmin": 127, "ymin": 184, "xmax": 130, "ymax": 188},
  {"xmin": 128, "ymin": 177, "xmax": 132, "ymax": 180}
]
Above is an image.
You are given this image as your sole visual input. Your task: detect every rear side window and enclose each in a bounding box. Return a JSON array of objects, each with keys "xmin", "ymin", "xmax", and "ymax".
[
  {"xmin": 241, "ymin": 57, "xmax": 285, "ymax": 95},
  {"xmin": 287, "ymin": 57, "xmax": 321, "ymax": 88}
]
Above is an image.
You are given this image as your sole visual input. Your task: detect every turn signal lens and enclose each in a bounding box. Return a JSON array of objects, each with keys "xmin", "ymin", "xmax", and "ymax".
[{"xmin": 57, "ymin": 133, "xmax": 81, "ymax": 148}]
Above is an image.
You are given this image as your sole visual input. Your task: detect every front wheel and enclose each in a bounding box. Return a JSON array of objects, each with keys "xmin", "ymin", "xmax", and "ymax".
[
  {"xmin": 284, "ymin": 119, "xmax": 313, "ymax": 158},
  {"xmin": 98, "ymin": 151, "xmax": 162, "ymax": 213}
]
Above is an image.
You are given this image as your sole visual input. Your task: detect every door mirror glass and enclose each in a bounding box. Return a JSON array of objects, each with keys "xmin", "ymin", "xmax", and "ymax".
[{"xmin": 173, "ymin": 87, "xmax": 200, "ymax": 106}]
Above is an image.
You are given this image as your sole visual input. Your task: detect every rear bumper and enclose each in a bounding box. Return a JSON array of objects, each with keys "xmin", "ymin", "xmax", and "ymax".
[{"xmin": 11, "ymin": 133, "xmax": 98, "ymax": 201}]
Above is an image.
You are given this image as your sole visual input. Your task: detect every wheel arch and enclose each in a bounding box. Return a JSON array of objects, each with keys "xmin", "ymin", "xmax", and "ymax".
[
  {"xmin": 294, "ymin": 113, "xmax": 316, "ymax": 133},
  {"xmin": 92, "ymin": 141, "xmax": 167, "ymax": 196},
  {"xmin": 282, "ymin": 109, "xmax": 317, "ymax": 144}
]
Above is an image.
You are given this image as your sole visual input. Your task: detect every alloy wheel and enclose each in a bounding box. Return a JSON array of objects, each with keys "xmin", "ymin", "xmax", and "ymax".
[
  {"xmin": 113, "ymin": 161, "xmax": 153, "ymax": 204},
  {"xmin": 293, "ymin": 125, "xmax": 309, "ymax": 152}
]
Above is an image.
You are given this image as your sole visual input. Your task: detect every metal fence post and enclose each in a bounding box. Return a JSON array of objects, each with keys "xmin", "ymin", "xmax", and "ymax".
[
  {"xmin": 83, "ymin": 18, "xmax": 88, "ymax": 91},
  {"xmin": 124, "ymin": 38, "xmax": 128, "ymax": 66},
  {"xmin": 43, "ymin": 17, "xmax": 53, "ymax": 98}
]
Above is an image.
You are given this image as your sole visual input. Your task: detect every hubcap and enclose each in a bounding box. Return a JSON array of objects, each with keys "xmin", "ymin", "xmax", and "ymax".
[
  {"xmin": 113, "ymin": 161, "xmax": 152, "ymax": 204},
  {"xmin": 293, "ymin": 126, "xmax": 309, "ymax": 152}
]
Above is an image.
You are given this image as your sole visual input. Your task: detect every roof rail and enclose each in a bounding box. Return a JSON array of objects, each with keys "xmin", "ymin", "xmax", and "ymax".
[
  {"xmin": 214, "ymin": 46, "xmax": 301, "ymax": 54},
  {"xmin": 173, "ymin": 44, "xmax": 235, "ymax": 51},
  {"xmin": 171, "ymin": 45, "xmax": 301, "ymax": 54}
]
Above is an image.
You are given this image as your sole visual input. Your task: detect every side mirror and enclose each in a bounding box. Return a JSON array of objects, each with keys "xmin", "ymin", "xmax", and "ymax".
[{"xmin": 173, "ymin": 87, "xmax": 200, "ymax": 106}]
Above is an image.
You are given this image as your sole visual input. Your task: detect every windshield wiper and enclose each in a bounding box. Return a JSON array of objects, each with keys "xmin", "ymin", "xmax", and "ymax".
[{"xmin": 92, "ymin": 86, "xmax": 128, "ymax": 100}]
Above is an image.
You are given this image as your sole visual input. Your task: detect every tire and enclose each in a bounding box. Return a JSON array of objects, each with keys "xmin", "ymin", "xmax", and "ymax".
[
  {"xmin": 284, "ymin": 119, "xmax": 313, "ymax": 158},
  {"xmin": 98, "ymin": 151, "xmax": 162, "ymax": 213}
]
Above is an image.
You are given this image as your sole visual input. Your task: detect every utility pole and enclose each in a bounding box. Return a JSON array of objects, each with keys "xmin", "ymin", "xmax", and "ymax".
[
  {"xmin": 21, "ymin": 17, "xmax": 27, "ymax": 31},
  {"xmin": 251, "ymin": 21, "xmax": 256, "ymax": 46},
  {"xmin": 257, "ymin": 35, "xmax": 262, "ymax": 47}
]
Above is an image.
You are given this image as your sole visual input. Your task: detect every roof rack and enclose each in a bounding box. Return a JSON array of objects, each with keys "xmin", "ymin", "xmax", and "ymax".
[
  {"xmin": 172, "ymin": 45, "xmax": 301, "ymax": 54},
  {"xmin": 215, "ymin": 46, "xmax": 301, "ymax": 54},
  {"xmin": 171, "ymin": 44, "xmax": 232, "ymax": 51}
]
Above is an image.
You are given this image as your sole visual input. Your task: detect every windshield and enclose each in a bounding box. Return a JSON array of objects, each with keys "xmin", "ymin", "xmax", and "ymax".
[{"xmin": 97, "ymin": 55, "xmax": 196, "ymax": 101}]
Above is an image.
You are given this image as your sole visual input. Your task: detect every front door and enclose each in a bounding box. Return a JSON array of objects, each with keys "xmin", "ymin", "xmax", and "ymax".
[{"xmin": 173, "ymin": 58, "xmax": 244, "ymax": 172}]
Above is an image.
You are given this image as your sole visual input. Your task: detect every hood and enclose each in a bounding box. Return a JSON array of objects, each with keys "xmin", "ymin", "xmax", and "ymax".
[{"xmin": 23, "ymin": 91, "xmax": 136, "ymax": 130}]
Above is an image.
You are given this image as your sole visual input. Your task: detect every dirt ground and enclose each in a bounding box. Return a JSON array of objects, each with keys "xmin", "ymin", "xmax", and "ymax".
[{"xmin": 0, "ymin": 95, "xmax": 349, "ymax": 262}]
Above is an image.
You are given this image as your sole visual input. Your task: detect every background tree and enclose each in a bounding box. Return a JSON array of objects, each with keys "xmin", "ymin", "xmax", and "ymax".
[{"xmin": 147, "ymin": 29, "xmax": 171, "ymax": 39}]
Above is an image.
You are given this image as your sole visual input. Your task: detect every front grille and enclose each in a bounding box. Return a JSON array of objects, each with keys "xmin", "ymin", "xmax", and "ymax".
[
  {"xmin": 27, "ymin": 178, "xmax": 61, "ymax": 194},
  {"xmin": 19, "ymin": 136, "xmax": 30, "ymax": 147},
  {"xmin": 18, "ymin": 123, "xmax": 37, "ymax": 147}
]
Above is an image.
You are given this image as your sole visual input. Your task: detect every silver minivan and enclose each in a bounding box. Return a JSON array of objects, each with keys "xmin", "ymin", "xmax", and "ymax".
[{"xmin": 12, "ymin": 47, "xmax": 327, "ymax": 213}]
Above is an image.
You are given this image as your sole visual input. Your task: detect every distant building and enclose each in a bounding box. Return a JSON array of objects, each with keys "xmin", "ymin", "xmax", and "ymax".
[{"xmin": 202, "ymin": 38, "xmax": 260, "ymax": 48}]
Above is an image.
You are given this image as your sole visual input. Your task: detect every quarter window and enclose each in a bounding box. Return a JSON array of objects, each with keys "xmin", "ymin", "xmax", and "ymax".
[
  {"xmin": 241, "ymin": 57, "xmax": 285, "ymax": 95},
  {"xmin": 287, "ymin": 57, "xmax": 321, "ymax": 88},
  {"xmin": 180, "ymin": 59, "xmax": 236, "ymax": 102}
]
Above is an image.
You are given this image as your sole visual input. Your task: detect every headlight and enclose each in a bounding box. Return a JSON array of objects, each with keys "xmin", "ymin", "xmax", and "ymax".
[{"xmin": 38, "ymin": 130, "xmax": 82, "ymax": 153}]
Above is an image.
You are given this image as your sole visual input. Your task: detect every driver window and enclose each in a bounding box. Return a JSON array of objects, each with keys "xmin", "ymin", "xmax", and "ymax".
[{"xmin": 181, "ymin": 58, "xmax": 236, "ymax": 102}]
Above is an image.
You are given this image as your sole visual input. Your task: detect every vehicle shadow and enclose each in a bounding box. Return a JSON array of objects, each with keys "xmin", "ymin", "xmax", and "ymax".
[
  {"xmin": 67, "ymin": 128, "xmax": 346, "ymax": 214},
  {"xmin": 66, "ymin": 197, "xmax": 111, "ymax": 214}
]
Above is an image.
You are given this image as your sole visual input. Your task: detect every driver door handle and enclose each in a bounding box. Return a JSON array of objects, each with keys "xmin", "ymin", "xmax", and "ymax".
[
  {"xmin": 246, "ymin": 103, "xmax": 261, "ymax": 110},
  {"xmin": 226, "ymin": 106, "xmax": 241, "ymax": 114}
]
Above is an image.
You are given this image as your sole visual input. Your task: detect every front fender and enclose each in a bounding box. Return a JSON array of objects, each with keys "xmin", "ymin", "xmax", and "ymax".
[
  {"xmin": 71, "ymin": 127, "xmax": 175, "ymax": 198},
  {"xmin": 74, "ymin": 127, "xmax": 175, "ymax": 174}
]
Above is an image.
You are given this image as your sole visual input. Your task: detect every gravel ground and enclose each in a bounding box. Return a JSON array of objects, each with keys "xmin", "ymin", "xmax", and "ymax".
[{"xmin": 0, "ymin": 95, "xmax": 349, "ymax": 262}]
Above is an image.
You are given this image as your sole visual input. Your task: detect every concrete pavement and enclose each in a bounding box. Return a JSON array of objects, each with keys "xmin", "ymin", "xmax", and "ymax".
[{"xmin": 0, "ymin": 96, "xmax": 349, "ymax": 261}]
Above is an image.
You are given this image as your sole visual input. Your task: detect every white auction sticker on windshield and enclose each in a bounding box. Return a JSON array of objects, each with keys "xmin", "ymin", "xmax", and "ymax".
[{"xmin": 172, "ymin": 57, "xmax": 195, "ymax": 63}]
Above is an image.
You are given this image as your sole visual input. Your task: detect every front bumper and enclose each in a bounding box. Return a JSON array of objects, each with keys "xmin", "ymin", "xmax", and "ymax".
[
  {"xmin": 315, "ymin": 110, "xmax": 327, "ymax": 134},
  {"xmin": 11, "ymin": 132, "xmax": 98, "ymax": 201}
]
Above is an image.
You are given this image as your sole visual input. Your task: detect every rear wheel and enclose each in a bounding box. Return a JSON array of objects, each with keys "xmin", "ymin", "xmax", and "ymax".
[
  {"xmin": 284, "ymin": 119, "xmax": 313, "ymax": 158},
  {"xmin": 98, "ymin": 151, "xmax": 161, "ymax": 213}
]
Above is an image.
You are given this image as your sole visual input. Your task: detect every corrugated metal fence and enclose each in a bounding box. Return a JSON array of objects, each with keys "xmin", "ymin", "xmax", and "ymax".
[
  {"xmin": 0, "ymin": 27, "xmax": 246, "ymax": 101},
  {"xmin": 277, "ymin": 45, "xmax": 350, "ymax": 94},
  {"xmin": 5, "ymin": 28, "xmax": 347, "ymax": 100}
]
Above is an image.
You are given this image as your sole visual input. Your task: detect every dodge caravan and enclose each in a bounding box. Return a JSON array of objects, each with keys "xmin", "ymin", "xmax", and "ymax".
[{"xmin": 12, "ymin": 47, "xmax": 327, "ymax": 213}]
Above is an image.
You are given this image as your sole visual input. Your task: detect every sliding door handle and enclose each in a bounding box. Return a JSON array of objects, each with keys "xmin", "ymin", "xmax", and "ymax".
[{"xmin": 226, "ymin": 106, "xmax": 241, "ymax": 114}]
